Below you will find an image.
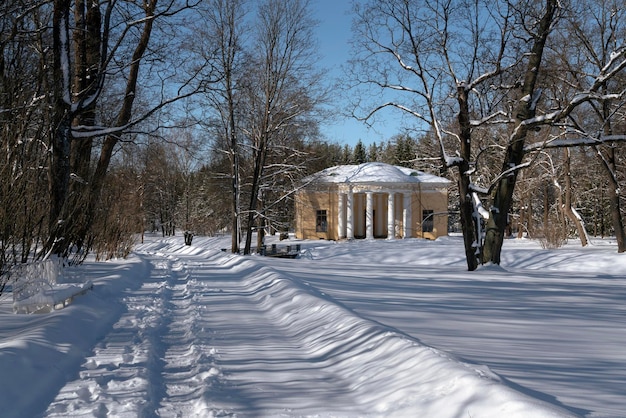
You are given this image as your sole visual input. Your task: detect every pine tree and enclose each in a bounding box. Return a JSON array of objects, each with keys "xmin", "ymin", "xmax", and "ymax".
[
  {"xmin": 352, "ymin": 140, "xmax": 367, "ymax": 164},
  {"xmin": 367, "ymin": 142, "xmax": 379, "ymax": 162},
  {"xmin": 393, "ymin": 135, "xmax": 414, "ymax": 167}
]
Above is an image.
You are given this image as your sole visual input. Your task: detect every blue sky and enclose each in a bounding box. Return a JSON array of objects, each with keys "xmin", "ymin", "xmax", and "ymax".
[{"xmin": 313, "ymin": 0, "xmax": 404, "ymax": 147}]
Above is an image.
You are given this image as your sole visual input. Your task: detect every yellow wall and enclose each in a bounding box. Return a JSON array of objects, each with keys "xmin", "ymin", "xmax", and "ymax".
[
  {"xmin": 295, "ymin": 185, "xmax": 449, "ymax": 240},
  {"xmin": 409, "ymin": 190, "xmax": 449, "ymax": 240},
  {"xmin": 295, "ymin": 188, "xmax": 338, "ymax": 240}
]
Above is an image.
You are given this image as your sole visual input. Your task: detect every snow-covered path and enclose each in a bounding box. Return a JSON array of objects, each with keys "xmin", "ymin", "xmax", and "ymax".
[
  {"xmin": 43, "ymin": 243, "xmax": 383, "ymax": 417},
  {"xmin": 1, "ymin": 237, "xmax": 578, "ymax": 417},
  {"xmin": 45, "ymin": 249, "xmax": 209, "ymax": 416}
]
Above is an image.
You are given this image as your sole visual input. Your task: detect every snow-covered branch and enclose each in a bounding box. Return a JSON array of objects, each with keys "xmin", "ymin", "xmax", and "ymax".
[
  {"xmin": 472, "ymin": 192, "xmax": 490, "ymax": 220},
  {"xmin": 524, "ymin": 134, "xmax": 626, "ymax": 152},
  {"xmin": 521, "ymin": 49, "xmax": 626, "ymax": 130},
  {"xmin": 469, "ymin": 183, "xmax": 489, "ymax": 195},
  {"xmin": 71, "ymin": 88, "xmax": 198, "ymax": 139},
  {"xmin": 598, "ymin": 45, "xmax": 626, "ymax": 84},
  {"xmin": 470, "ymin": 111, "xmax": 509, "ymax": 127},
  {"xmin": 71, "ymin": 124, "xmax": 130, "ymax": 139}
]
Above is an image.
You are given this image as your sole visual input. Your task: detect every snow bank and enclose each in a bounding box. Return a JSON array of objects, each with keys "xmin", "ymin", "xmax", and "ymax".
[
  {"xmin": 0, "ymin": 236, "xmax": 589, "ymax": 417},
  {"xmin": 0, "ymin": 257, "xmax": 148, "ymax": 418},
  {"xmin": 236, "ymin": 257, "xmax": 575, "ymax": 417},
  {"xmin": 11, "ymin": 258, "xmax": 93, "ymax": 314}
]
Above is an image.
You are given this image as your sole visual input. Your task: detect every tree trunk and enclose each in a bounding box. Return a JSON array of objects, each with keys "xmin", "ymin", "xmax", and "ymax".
[
  {"xmin": 244, "ymin": 135, "xmax": 268, "ymax": 255},
  {"xmin": 228, "ymin": 75, "xmax": 240, "ymax": 254},
  {"xmin": 482, "ymin": 0, "xmax": 558, "ymax": 265},
  {"xmin": 256, "ymin": 212, "xmax": 265, "ymax": 252},
  {"xmin": 72, "ymin": 0, "xmax": 156, "ymax": 254},
  {"xmin": 595, "ymin": 91, "xmax": 625, "ymax": 252},
  {"xmin": 60, "ymin": 0, "xmax": 103, "ymax": 255},
  {"xmin": 607, "ymin": 175, "xmax": 626, "ymax": 252},
  {"xmin": 543, "ymin": 181, "xmax": 550, "ymax": 232},
  {"xmin": 517, "ymin": 204, "xmax": 524, "ymax": 239},
  {"xmin": 46, "ymin": 0, "xmax": 73, "ymax": 257},
  {"xmin": 230, "ymin": 156, "xmax": 240, "ymax": 253},
  {"xmin": 70, "ymin": 0, "xmax": 100, "ymax": 181},
  {"xmin": 516, "ymin": 183, "xmax": 529, "ymax": 239},
  {"xmin": 595, "ymin": 145, "xmax": 626, "ymax": 252},
  {"xmin": 562, "ymin": 148, "xmax": 588, "ymax": 246},
  {"xmin": 455, "ymin": 85, "xmax": 479, "ymax": 271}
]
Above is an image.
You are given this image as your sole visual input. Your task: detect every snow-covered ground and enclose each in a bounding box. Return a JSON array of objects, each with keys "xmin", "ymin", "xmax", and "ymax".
[{"xmin": 0, "ymin": 234, "xmax": 624, "ymax": 417}]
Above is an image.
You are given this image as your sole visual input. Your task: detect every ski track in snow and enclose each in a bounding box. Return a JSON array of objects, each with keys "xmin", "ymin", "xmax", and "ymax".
[{"xmin": 45, "ymin": 248, "xmax": 224, "ymax": 417}]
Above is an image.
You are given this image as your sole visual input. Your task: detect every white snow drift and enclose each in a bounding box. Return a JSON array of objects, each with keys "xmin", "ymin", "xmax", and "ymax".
[{"xmin": 0, "ymin": 235, "xmax": 624, "ymax": 417}]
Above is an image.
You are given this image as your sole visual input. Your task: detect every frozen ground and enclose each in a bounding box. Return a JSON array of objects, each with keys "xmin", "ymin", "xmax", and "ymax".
[{"xmin": 0, "ymin": 234, "xmax": 624, "ymax": 417}]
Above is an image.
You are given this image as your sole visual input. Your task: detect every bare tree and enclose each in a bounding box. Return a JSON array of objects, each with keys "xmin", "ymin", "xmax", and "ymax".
[
  {"xmin": 195, "ymin": 0, "xmax": 248, "ymax": 253},
  {"xmin": 141, "ymin": 140, "xmax": 183, "ymax": 237},
  {"xmin": 240, "ymin": 0, "xmax": 323, "ymax": 254},
  {"xmin": 91, "ymin": 148, "xmax": 144, "ymax": 260},
  {"xmin": 561, "ymin": 148, "xmax": 590, "ymax": 246},
  {"xmin": 350, "ymin": 0, "xmax": 626, "ymax": 270},
  {"xmin": 46, "ymin": 0, "xmax": 202, "ymax": 260},
  {"xmin": 541, "ymin": 0, "xmax": 626, "ymax": 252},
  {"xmin": 1, "ymin": 0, "xmax": 51, "ymax": 293},
  {"xmin": 480, "ymin": 0, "xmax": 560, "ymax": 265},
  {"xmin": 350, "ymin": 0, "xmax": 525, "ymax": 269}
]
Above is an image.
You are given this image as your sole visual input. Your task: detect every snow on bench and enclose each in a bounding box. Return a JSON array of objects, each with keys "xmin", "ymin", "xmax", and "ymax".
[{"xmin": 12, "ymin": 259, "xmax": 93, "ymax": 314}]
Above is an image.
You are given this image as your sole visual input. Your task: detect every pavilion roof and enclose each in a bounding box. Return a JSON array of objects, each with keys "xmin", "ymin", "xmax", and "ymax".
[{"xmin": 303, "ymin": 162, "xmax": 451, "ymax": 186}]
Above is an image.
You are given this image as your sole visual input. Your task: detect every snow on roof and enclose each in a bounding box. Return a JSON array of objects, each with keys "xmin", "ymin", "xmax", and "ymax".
[{"xmin": 304, "ymin": 162, "xmax": 451, "ymax": 185}]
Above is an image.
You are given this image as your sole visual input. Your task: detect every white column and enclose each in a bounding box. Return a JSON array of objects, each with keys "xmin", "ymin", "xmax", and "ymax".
[
  {"xmin": 346, "ymin": 189, "xmax": 354, "ymax": 239},
  {"xmin": 366, "ymin": 191, "xmax": 374, "ymax": 239},
  {"xmin": 387, "ymin": 192, "xmax": 395, "ymax": 239},
  {"xmin": 403, "ymin": 193, "xmax": 411, "ymax": 238},
  {"xmin": 337, "ymin": 193, "xmax": 345, "ymax": 239}
]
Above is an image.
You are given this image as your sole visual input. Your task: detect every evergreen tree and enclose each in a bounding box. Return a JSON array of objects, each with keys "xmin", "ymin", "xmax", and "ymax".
[
  {"xmin": 368, "ymin": 142, "xmax": 379, "ymax": 162},
  {"xmin": 352, "ymin": 140, "xmax": 367, "ymax": 164},
  {"xmin": 340, "ymin": 144, "xmax": 352, "ymax": 164},
  {"xmin": 393, "ymin": 135, "xmax": 414, "ymax": 167}
]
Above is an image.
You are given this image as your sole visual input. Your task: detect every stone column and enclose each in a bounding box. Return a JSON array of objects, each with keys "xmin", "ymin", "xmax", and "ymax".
[
  {"xmin": 387, "ymin": 192, "xmax": 395, "ymax": 239},
  {"xmin": 403, "ymin": 193, "xmax": 411, "ymax": 238},
  {"xmin": 337, "ymin": 192, "xmax": 345, "ymax": 239},
  {"xmin": 346, "ymin": 188, "xmax": 354, "ymax": 239},
  {"xmin": 366, "ymin": 191, "xmax": 374, "ymax": 239}
]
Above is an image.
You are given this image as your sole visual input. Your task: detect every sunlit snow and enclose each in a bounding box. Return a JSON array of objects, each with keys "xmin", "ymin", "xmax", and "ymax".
[
  {"xmin": 303, "ymin": 161, "xmax": 451, "ymax": 185},
  {"xmin": 1, "ymin": 234, "xmax": 624, "ymax": 417}
]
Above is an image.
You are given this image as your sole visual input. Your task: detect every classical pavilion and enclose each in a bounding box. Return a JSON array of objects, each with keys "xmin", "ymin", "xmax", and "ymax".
[{"xmin": 295, "ymin": 162, "xmax": 451, "ymax": 240}]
